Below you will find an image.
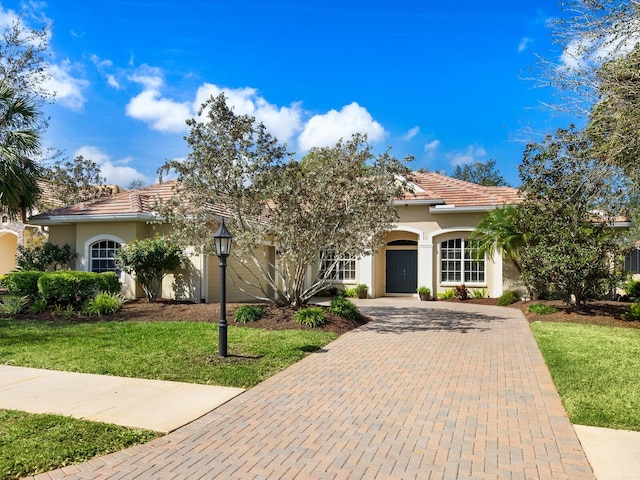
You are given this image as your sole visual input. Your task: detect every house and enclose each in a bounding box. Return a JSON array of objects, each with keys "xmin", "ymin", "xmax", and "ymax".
[
  {"xmin": 27, "ymin": 172, "xmax": 522, "ymax": 302},
  {"xmin": 0, "ymin": 182, "xmax": 122, "ymax": 275}
]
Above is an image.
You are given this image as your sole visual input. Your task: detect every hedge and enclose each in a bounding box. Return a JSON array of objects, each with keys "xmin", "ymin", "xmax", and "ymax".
[
  {"xmin": 2, "ymin": 270, "xmax": 120, "ymax": 305},
  {"xmin": 2, "ymin": 271, "xmax": 45, "ymax": 298}
]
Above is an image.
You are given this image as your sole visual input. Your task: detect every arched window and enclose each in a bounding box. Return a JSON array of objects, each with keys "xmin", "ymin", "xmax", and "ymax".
[
  {"xmin": 89, "ymin": 240, "xmax": 121, "ymax": 273},
  {"xmin": 440, "ymin": 238, "xmax": 485, "ymax": 284}
]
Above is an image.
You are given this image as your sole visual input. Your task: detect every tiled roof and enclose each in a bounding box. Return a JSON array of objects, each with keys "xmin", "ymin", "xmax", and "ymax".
[
  {"xmin": 30, "ymin": 173, "xmax": 521, "ymax": 224},
  {"xmin": 30, "ymin": 181, "xmax": 179, "ymax": 221},
  {"xmin": 406, "ymin": 172, "xmax": 520, "ymax": 207}
]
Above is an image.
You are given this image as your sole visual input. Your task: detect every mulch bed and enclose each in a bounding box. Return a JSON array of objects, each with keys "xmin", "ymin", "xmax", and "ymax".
[
  {"xmin": 6, "ymin": 297, "xmax": 640, "ymax": 333},
  {"xmin": 7, "ymin": 300, "xmax": 370, "ymax": 336}
]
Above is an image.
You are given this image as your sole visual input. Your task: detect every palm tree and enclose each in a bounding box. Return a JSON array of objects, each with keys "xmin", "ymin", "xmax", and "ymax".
[
  {"xmin": 470, "ymin": 204, "xmax": 526, "ymax": 274},
  {"xmin": 0, "ymin": 80, "xmax": 42, "ymax": 222}
]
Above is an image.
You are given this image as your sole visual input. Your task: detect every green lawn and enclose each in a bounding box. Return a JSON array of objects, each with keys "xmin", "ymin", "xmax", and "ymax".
[
  {"xmin": 0, "ymin": 410, "xmax": 159, "ymax": 480},
  {"xmin": 531, "ymin": 321, "xmax": 640, "ymax": 431},
  {"xmin": 0, "ymin": 317, "xmax": 337, "ymax": 479},
  {"xmin": 0, "ymin": 318, "xmax": 336, "ymax": 388}
]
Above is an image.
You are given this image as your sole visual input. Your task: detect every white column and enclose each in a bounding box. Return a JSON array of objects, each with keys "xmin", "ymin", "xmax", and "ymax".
[
  {"xmin": 418, "ymin": 242, "xmax": 433, "ymax": 292},
  {"xmin": 359, "ymin": 253, "xmax": 374, "ymax": 296},
  {"xmin": 492, "ymin": 251, "xmax": 504, "ymax": 297}
]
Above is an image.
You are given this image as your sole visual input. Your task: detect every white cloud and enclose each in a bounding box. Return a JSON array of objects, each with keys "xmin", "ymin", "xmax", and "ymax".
[
  {"xmin": 126, "ymin": 89, "xmax": 191, "ymax": 133},
  {"xmin": 44, "ymin": 61, "xmax": 89, "ymax": 111},
  {"xmin": 424, "ymin": 139, "xmax": 440, "ymax": 158},
  {"xmin": 74, "ymin": 146, "xmax": 151, "ymax": 187},
  {"xmin": 447, "ymin": 145, "xmax": 487, "ymax": 167},
  {"xmin": 560, "ymin": 25, "xmax": 640, "ymax": 70},
  {"xmin": 106, "ymin": 74, "xmax": 120, "ymax": 89},
  {"xmin": 298, "ymin": 102, "xmax": 386, "ymax": 151},
  {"xmin": 402, "ymin": 126, "xmax": 420, "ymax": 141},
  {"xmin": 126, "ymin": 67, "xmax": 190, "ymax": 133},
  {"xmin": 194, "ymin": 83, "xmax": 302, "ymax": 143},
  {"xmin": 518, "ymin": 37, "xmax": 532, "ymax": 53}
]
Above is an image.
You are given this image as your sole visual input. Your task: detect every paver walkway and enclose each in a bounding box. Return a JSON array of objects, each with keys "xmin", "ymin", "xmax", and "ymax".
[{"xmin": 27, "ymin": 298, "xmax": 594, "ymax": 479}]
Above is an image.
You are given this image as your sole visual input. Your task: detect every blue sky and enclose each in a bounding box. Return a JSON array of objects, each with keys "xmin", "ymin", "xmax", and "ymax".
[{"xmin": 3, "ymin": 1, "xmax": 573, "ymax": 187}]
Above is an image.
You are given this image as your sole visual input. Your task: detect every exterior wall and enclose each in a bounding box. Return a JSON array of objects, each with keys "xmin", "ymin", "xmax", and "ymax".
[
  {"xmin": 47, "ymin": 225, "xmax": 77, "ymax": 251},
  {"xmin": 363, "ymin": 205, "xmax": 517, "ymax": 299},
  {"xmin": 206, "ymin": 246, "xmax": 275, "ymax": 303},
  {"xmin": 0, "ymin": 231, "xmax": 18, "ymax": 275},
  {"xmin": 0, "ymin": 219, "xmax": 45, "ymax": 274}
]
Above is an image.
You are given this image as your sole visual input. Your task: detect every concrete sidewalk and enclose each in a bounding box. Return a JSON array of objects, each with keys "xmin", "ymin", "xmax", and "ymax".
[
  {"xmin": 13, "ymin": 298, "xmax": 600, "ymax": 479},
  {"xmin": 0, "ymin": 365, "xmax": 243, "ymax": 433}
]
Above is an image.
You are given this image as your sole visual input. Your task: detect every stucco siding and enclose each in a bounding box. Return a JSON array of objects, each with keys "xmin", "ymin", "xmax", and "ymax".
[
  {"xmin": 207, "ymin": 247, "xmax": 275, "ymax": 303},
  {"xmin": 0, "ymin": 231, "xmax": 18, "ymax": 275}
]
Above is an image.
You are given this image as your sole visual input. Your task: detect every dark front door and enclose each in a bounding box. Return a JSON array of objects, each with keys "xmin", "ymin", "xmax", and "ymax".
[{"xmin": 386, "ymin": 250, "xmax": 418, "ymax": 293}]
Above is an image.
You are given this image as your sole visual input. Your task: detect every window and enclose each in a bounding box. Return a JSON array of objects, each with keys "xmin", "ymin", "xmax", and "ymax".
[
  {"xmin": 625, "ymin": 247, "xmax": 640, "ymax": 274},
  {"xmin": 90, "ymin": 240, "xmax": 121, "ymax": 273},
  {"xmin": 319, "ymin": 250, "xmax": 356, "ymax": 281},
  {"xmin": 440, "ymin": 238, "xmax": 485, "ymax": 284}
]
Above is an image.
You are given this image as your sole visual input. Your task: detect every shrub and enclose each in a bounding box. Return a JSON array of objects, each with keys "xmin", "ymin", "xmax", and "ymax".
[
  {"xmin": 63, "ymin": 304, "xmax": 75, "ymax": 318},
  {"xmin": 497, "ymin": 290, "xmax": 520, "ymax": 306},
  {"xmin": 329, "ymin": 296, "xmax": 359, "ymax": 320},
  {"xmin": 234, "ymin": 305, "xmax": 263, "ymax": 323},
  {"xmin": 97, "ymin": 272, "xmax": 121, "ymax": 294},
  {"xmin": 438, "ymin": 289, "xmax": 455, "ymax": 300},
  {"xmin": 471, "ymin": 288, "xmax": 487, "ymax": 299},
  {"xmin": 83, "ymin": 292, "xmax": 125, "ymax": 316},
  {"xmin": 454, "ymin": 284, "xmax": 469, "ymax": 300},
  {"xmin": 37, "ymin": 271, "xmax": 117, "ymax": 306},
  {"xmin": 342, "ymin": 287, "xmax": 357, "ymax": 298},
  {"xmin": 625, "ymin": 302, "xmax": 640, "ymax": 321},
  {"xmin": 526, "ymin": 303, "xmax": 558, "ymax": 315},
  {"xmin": 3, "ymin": 271, "xmax": 44, "ymax": 298},
  {"xmin": 625, "ymin": 279, "xmax": 640, "ymax": 301},
  {"xmin": 417, "ymin": 286, "xmax": 430, "ymax": 295},
  {"xmin": 29, "ymin": 297, "xmax": 48, "ymax": 314},
  {"xmin": 16, "ymin": 242, "xmax": 77, "ymax": 271},
  {"xmin": 0, "ymin": 296, "xmax": 29, "ymax": 315},
  {"xmin": 295, "ymin": 307, "xmax": 327, "ymax": 327}
]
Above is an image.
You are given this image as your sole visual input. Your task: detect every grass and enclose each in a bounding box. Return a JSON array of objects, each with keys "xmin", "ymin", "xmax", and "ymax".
[
  {"xmin": 0, "ymin": 409, "xmax": 158, "ymax": 480},
  {"xmin": 0, "ymin": 317, "xmax": 337, "ymax": 479},
  {"xmin": 0, "ymin": 318, "xmax": 336, "ymax": 388},
  {"xmin": 531, "ymin": 321, "xmax": 640, "ymax": 431}
]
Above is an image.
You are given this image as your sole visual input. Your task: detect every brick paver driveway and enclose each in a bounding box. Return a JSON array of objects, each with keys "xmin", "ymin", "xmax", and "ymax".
[{"xmin": 31, "ymin": 298, "xmax": 594, "ymax": 479}]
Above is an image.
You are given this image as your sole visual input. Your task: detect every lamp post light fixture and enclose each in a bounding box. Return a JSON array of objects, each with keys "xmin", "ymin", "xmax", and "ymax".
[{"xmin": 213, "ymin": 218, "xmax": 233, "ymax": 357}]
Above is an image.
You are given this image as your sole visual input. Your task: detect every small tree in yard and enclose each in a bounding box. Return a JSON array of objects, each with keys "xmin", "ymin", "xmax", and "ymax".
[
  {"xmin": 16, "ymin": 242, "xmax": 77, "ymax": 271},
  {"xmin": 116, "ymin": 236, "xmax": 184, "ymax": 302},
  {"xmin": 516, "ymin": 126, "xmax": 632, "ymax": 307},
  {"xmin": 160, "ymin": 93, "xmax": 412, "ymax": 306}
]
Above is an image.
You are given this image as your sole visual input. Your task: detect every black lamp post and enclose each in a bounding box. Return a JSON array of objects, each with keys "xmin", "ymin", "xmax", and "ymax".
[{"xmin": 213, "ymin": 218, "xmax": 233, "ymax": 357}]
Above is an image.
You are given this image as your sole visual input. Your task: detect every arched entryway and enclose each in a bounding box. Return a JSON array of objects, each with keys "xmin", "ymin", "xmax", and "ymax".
[
  {"xmin": 385, "ymin": 237, "xmax": 418, "ymax": 294},
  {"xmin": 0, "ymin": 231, "xmax": 18, "ymax": 275}
]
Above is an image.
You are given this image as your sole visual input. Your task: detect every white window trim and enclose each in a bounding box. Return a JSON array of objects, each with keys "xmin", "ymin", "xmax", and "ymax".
[
  {"xmin": 84, "ymin": 234, "xmax": 126, "ymax": 282},
  {"xmin": 440, "ymin": 237, "xmax": 486, "ymax": 287},
  {"xmin": 319, "ymin": 250, "xmax": 357, "ymax": 283}
]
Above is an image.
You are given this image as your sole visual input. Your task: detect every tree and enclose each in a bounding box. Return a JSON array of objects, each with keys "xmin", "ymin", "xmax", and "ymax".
[
  {"xmin": 587, "ymin": 45, "xmax": 640, "ymax": 184},
  {"xmin": 0, "ymin": 80, "xmax": 42, "ymax": 221},
  {"xmin": 16, "ymin": 242, "xmax": 77, "ymax": 271},
  {"xmin": 127, "ymin": 179, "xmax": 145, "ymax": 190},
  {"xmin": 160, "ymin": 93, "xmax": 412, "ymax": 306},
  {"xmin": 0, "ymin": 12, "xmax": 52, "ymax": 220},
  {"xmin": 537, "ymin": 0, "xmax": 640, "ymax": 116},
  {"xmin": 451, "ymin": 159, "xmax": 508, "ymax": 186},
  {"xmin": 516, "ymin": 126, "xmax": 631, "ymax": 307},
  {"xmin": 0, "ymin": 11, "xmax": 52, "ymax": 107},
  {"xmin": 116, "ymin": 235, "xmax": 184, "ymax": 302},
  {"xmin": 40, "ymin": 155, "xmax": 111, "ymax": 209},
  {"xmin": 469, "ymin": 205, "xmax": 525, "ymax": 274}
]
